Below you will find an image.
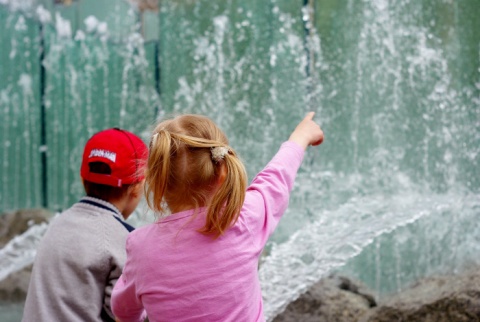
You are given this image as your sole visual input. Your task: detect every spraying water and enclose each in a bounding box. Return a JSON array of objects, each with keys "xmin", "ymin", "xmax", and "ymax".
[
  {"xmin": 1, "ymin": 0, "xmax": 479, "ymax": 321},
  {"xmin": 155, "ymin": 0, "xmax": 479, "ymax": 319},
  {"xmin": 0, "ymin": 223, "xmax": 49, "ymax": 282}
]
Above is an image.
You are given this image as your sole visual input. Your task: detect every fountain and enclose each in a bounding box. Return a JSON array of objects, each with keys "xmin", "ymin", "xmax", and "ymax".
[
  {"xmin": 155, "ymin": 0, "xmax": 480, "ymax": 316},
  {"xmin": 0, "ymin": 0, "xmax": 479, "ymax": 320}
]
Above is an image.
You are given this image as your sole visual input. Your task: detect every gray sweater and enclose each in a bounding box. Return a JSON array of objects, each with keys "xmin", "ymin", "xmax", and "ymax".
[{"xmin": 22, "ymin": 197, "xmax": 132, "ymax": 322}]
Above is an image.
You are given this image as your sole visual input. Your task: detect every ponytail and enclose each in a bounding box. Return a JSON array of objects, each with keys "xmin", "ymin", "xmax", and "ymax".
[
  {"xmin": 145, "ymin": 129, "xmax": 173, "ymax": 214},
  {"xmin": 199, "ymin": 148, "xmax": 247, "ymax": 238}
]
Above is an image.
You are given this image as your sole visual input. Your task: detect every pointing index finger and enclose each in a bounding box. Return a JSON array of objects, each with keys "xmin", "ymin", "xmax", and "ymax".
[{"xmin": 304, "ymin": 111, "xmax": 315, "ymax": 121}]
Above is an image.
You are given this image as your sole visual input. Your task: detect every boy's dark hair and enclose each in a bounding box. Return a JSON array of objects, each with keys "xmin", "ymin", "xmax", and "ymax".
[{"xmin": 83, "ymin": 162, "xmax": 131, "ymax": 201}]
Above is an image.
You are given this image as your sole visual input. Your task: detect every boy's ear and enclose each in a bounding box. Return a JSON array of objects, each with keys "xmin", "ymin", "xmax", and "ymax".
[
  {"xmin": 129, "ymin": 180, "xmax": 145, "ymax": 197},
  {"xmin": 135, "ymin": 179, "xmax": 145, "ymax": 197}
]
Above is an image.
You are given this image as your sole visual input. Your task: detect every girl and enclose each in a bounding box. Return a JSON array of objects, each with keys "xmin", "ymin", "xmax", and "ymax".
[{"xmin": 111, "ymin": 112, "xmax": 324, "ymax": 322}]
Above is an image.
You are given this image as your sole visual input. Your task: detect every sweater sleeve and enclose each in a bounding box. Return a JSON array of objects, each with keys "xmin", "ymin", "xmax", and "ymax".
[
  {"xmin": 111, "ymin": 236, "xmax": 147, "ymax": 322},
  {"xmin": 104, "ymin": 260, "xmax": 123, "ymax": 320},
  {"xmin": 242, "ymin": 141, "xmax": 305, "ymax": 248}
]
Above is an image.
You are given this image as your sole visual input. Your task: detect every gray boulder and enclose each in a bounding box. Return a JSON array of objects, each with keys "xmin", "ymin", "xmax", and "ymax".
[
  {"xmin": 0, "ymin": 209, "xmax": 52, "ymax": 302},
  {"xmin": 361, "ymin": 268, "xmax": 480, "ymax": 322},
  {"xmin": 0, "ymin": 209, "xmax": 51, "ymax": 248},
  {"xmin": 274, "ymin": 268, "xmax": 480, "ymax": 322},
  {"xmin": 273, "ymin": 275, "xmax": 376, "ymax": 322},
  {"xmin": 0, "ymin": 265, "xmax": 32, "ymax": 302}
]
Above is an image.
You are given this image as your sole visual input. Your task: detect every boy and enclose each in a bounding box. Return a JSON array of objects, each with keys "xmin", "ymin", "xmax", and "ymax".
[{"xmin": 22, "ymin": 128, "xmax": 148, "ymax": 322}]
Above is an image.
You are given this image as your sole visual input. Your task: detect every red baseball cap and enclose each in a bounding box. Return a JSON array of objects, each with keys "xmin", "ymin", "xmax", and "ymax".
[{"xmin": 80, "ymin": 128, "xmax": 148, "ymax": 187}]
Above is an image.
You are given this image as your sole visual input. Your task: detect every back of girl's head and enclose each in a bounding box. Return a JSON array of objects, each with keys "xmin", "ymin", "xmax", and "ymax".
[{"xmin": 145, "ymin": 114, "xmax": 247, "ymax": 238}]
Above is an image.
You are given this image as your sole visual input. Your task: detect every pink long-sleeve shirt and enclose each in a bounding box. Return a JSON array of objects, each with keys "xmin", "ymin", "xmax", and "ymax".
[{"xmin": 111, "ymin": 141, "xmax": 305, "ymax": 322}]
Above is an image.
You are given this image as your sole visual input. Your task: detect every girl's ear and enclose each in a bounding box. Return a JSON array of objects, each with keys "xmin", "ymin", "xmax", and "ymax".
[{"xmin": 217, "ymin": 163, "xmax": 227, "ymax": 186}]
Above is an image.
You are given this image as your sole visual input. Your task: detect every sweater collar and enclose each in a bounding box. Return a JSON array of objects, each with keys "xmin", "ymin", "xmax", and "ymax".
[{"xmin": 79, "ymin": 196, "xmax": 123, "ymax": 219}]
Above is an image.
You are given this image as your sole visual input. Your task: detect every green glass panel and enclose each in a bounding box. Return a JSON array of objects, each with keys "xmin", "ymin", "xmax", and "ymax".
[
  {"xmin": 47, "ymin": 0, "xmax": 139, "ymax": 40},
  {"xmin": 143, "ymin": 10, "xmax": 159, "ymax": 42},
  {"xmin": 0, "ymin": 7, "xmax": 42, "ymax": 211},
  {"xmin": 0, "ymin": 3, "xmax": 159, "ymax": 212},
  {"xmin": 42, "ymin": 27, "xmax": 158, "ymax": 210}
]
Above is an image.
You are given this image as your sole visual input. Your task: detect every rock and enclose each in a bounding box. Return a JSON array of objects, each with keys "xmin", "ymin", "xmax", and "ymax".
[
  {"xmin": 0, "ymin": 209, "xmax": 52, "ymax": 302},
  {"xmin": 0, "ymin": 209, "xmax": 52, "ymax": 248},
  {"xmin": 273, "ymin": 268, "xmax": 480, "ymax": 322},
  {"xmin": 273, "ymin": 275, "xmax": 376, "ymax": 322},
  {"xmin": 0, "ymin": 265, "xmax": 32, "ymax": 302},
  {"xmin": 361, "ymin": 269, "xmax": 480, "ymax": 322}
]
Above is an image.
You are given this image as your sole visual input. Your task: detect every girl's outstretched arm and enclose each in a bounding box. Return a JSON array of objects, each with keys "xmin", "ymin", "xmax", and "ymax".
[{"xmin": 242, "ymin": 112, "xmax": 323, "ymax": 247}]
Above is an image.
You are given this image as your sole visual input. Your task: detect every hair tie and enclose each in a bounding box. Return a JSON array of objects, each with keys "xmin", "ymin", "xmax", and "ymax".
[{"xmin": 211, "ymin": 146, "xmax": 229, "ymax": 162}]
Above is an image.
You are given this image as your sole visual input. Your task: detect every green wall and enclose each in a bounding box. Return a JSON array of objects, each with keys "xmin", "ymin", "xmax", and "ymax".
[
  {"xmin": 0, "ymin": 4, "xmax": 159, "ymax": 212},
  {"xmin": 1, "ymin": 0, "xmax": 478, "ymax": 216},
  {"xmin": 0, "ymin": 8, "xmax": 43, "ymax": 210}
]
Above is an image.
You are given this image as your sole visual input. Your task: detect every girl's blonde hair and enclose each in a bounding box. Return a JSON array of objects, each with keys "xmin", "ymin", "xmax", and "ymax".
[{"xmin": 145, "ymin": 114, "xmax": 247, "ymax": 238}]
